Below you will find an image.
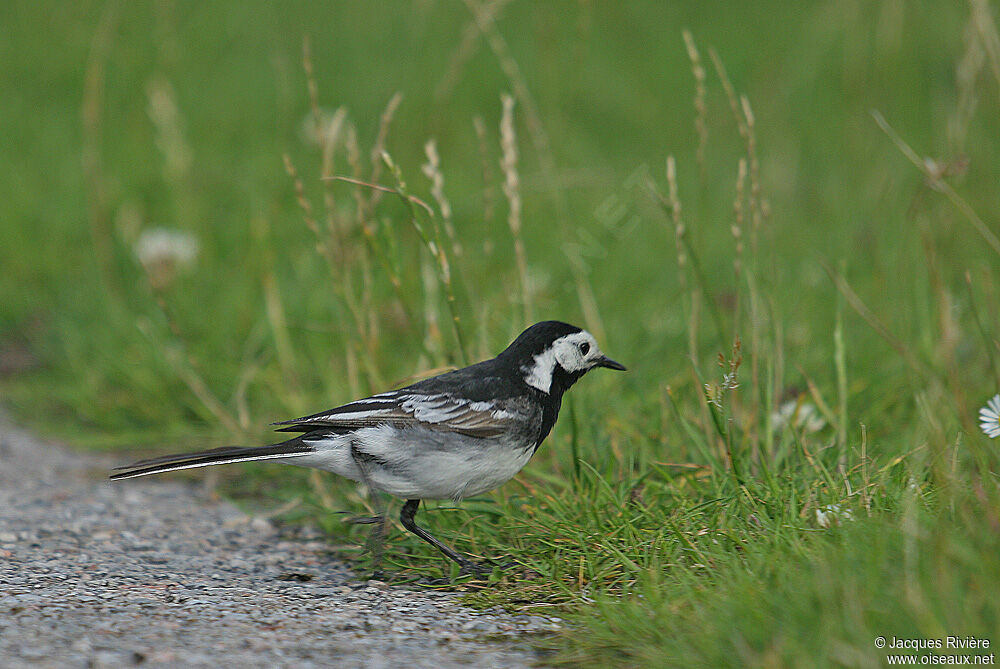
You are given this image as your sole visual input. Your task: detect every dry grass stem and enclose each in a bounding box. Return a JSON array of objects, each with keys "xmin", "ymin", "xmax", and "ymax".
[
  {"xmin": 327, "ymin": 175, "xmax": 435, "ymax": 218},
  {"xmin": 500, "ymin": 93, "xmax": 532, "ymax": 324},
  {"xmin": 169, "ymin": 354, "xmax": 243, "ymax": 435},
  {"xmin": 283, "ymin": 153, "xmax": 321, "ymax": 239},
  {"xmin": 319, "ymin": 107, "xmax": 349, "ymax": 257},
  {"xmin": 380, "ymin": 152, "xmax": 469, "ymax": 365},
  {"xmin": 682, "ymin": 30, "xmax": 708, "ymax": 177},
  {"xmin": 146, "ymin": 77, "xmax": 192, "ymax": 184},
  {"xmin": 232, "ymin": 344, "xmax": 265, "ymax": 431},
  {"xmin": 473, "ymin": 115, "xmax": 496, "ymax": 228},
  {"xmin": 707, "ymin": 48, "xmax": 768, "ymax": 448},
  {"xmin": 420, "ymin": 253, "xmax": 444, "ymax": 367},
  {"xmin": 860, "ymin": 424, "xmax": 871, "ymax": 514},
  {"xmin": 834, "ymin": 265, "xmax": 849, "ymax": 448},
  {"xmin": 422, "ymin": 139, "xmax": 459, "ymax": 254},
  {"xmin": 434, "ymin": 0, "xmax": 513, "ymax": 101},
  {"xmin": 710, "ymin": 47, "xmax": 768, "ymax": 255},
  {"xmin": 872, "ymin": 110, "xmax": 1000, "ymax": 256},
  {"xmin": 709, "ymin": 47, "xmax": 747, "ymax": 138},
  {"xmin": 368, "ymin": 92, "xmax": 404, "ymax": 210},
  {"xmin": 740, "ymin": 96, "xmax": 764, "ymax": 251},
  {"xmin": 263, "ymin": 272, "xmax": 302, "ymax": 396},
  {"xmin": 664, "ymin": 156, "xmax": 714, "ymax": 447},
  {"xmin": 739, "ymin": 95, "xmax": 764, "ymax": 442},
  {"xmin": 950, "ymin": 11, "xmax": 986, "ymax": 151},
  {"xmin": 284, "ymin": 153, "xmax": 377, "ymax": 385},
  {"xmin": 665, "ymin": 156, "xmax": 688, "ymax": 293},
  {"xmin": 970, "ymin": 0, "xmax": 1000, "ymax": 91},
  {"xmin": 732, "ymin": 158, "xmax": 747, "ymax": 287},
  {"xmin": 826, "ymin": 262, "xmax": 926, "ymax": 375},
  {"xmin": 465, "ymin": 0, "xmax": 606, "ymax": 335},
  {"xmin": 463, "ymin": 0, "xmax": 554, "ymax": 187},
  {"xmin": 917, "ymin": 221, "xmax": 975, "ymax": 434},
  {"xmin": 302, "ymin": 36, "xmax": 321, "ymax": 121},
  {"xmin": 135, "ymin": 315, "xmax": 243, "ymax": 437},
  {"xmin": 965, "ymin": 271, "xmax": 1000, "ymax": 387},
  {"xmin": 345, "ymin": 124, "xmax": 368, "ymax": 231},
  {"xmin": 341, "ymin": 121, "xmax": 383, "ymax": 356}
]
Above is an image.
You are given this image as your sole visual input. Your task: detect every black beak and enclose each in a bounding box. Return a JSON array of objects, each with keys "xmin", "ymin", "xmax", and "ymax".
[{"xmin": 597, "ymin": 356, "xmax": 626, "ymax": 371}]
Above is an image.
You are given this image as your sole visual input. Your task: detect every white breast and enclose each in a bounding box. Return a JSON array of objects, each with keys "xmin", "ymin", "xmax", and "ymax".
[{"xmin": 293, "ymin": 425, "xmax": 535, "ymax": 500}]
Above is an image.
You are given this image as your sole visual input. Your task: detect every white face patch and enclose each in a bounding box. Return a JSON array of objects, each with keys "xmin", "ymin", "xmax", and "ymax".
[{"xmin": 522, "ymin": 330, "xmax": 603, "ymax": 393}]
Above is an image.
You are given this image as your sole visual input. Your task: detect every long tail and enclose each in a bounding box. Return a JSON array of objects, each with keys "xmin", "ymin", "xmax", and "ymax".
[{"xmin": 109, "ymin": 438, "xmax": 314, "ymax": 481}]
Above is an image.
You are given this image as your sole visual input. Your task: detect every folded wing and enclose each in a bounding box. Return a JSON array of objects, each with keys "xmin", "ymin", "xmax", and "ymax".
[{"xmin": 272, "ymin": 391, "xmax": 514, "ymax": 438}]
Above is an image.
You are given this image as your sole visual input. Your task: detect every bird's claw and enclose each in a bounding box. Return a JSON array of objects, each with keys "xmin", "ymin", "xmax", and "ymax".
[{"xmin": 456, "ymin": 556, "xmax": 518, "ymax": 578}]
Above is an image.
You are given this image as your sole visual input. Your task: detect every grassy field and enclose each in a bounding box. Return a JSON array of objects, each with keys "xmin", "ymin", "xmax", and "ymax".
[{"xmin": 3, "ymin": 1, "xmax": 1000, "ymax": 666}]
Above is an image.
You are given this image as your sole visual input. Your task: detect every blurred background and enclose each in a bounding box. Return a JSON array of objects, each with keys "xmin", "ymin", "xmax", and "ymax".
[
  {"xmin": 2, "ymin": 1, "xmax": 999, "ymax": 663},
  {"xmin": 3, "ymin": 0, "xmax": 995, "ymax": 447}
]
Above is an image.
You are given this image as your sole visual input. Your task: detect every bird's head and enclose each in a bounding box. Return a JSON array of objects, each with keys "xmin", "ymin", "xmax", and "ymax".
[{"xmin": 500, "ymin": 321, "xmax": 626, "ymax": 395}]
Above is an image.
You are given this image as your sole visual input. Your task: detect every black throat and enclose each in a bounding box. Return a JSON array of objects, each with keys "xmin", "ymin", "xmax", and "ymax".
[{"xmin": 532, "ymin": 365, "xmax": 587, "ymax": 450}]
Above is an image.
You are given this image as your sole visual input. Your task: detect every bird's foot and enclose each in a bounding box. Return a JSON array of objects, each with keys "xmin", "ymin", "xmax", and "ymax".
[
  {"xmin": 458, "ymin": 560, "xmax": 494, "ymax": 578},
  {"xmin": 455, "ymin": 556, "xmax": 520, "ymax": 579}
]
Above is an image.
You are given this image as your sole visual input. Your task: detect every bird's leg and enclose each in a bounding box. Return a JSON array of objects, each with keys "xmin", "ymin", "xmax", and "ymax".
[
  {"xmin": 348, "ymin": 444, "xmax": 388, "ymax": 577},
  {"xmin": 399, "ymin": 499, "xmax": 494, "ymax": 577}
]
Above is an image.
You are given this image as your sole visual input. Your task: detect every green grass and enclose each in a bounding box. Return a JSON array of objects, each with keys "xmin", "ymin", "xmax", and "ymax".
[{"xmin": 3, "ymin": 1, "xmax": 1000, "ymax": 666}]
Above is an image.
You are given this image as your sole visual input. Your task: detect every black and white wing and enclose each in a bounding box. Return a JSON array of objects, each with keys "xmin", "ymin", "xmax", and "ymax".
[{"xmin": 272, "ymin": 390, "xmax": 521, "ymax": 438}]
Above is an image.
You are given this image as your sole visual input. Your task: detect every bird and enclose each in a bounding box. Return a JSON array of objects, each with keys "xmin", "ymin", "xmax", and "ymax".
[{"xmin": 111, "ymin": 320, "xmax": 626, "ymax": 574}]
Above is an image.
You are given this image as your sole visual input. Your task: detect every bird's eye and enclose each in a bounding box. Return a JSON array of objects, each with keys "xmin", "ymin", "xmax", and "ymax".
[{"xmin": 579, "ymin": 342, "xmax": 590, "ymax": 355}]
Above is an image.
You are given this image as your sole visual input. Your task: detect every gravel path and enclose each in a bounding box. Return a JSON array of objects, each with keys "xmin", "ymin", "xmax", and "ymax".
[{"xmin": 0, "ymin": 413, "xmax": 558, "ymax": 668}]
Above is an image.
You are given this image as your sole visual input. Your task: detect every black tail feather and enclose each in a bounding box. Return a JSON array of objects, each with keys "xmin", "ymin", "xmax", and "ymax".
[{"xmin": 109, "ymin": 439, "xmax": 314, "ymax": 481}]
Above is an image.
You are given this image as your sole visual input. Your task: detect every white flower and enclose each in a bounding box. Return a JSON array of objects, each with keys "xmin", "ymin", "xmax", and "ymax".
[
  {"xmin": 980, "ymin": 394, "xmax": 1000, "ymax": 438},
  {"xmin": 134, "ymin": 227, "xmax": 198, "ymax": 290},
  {"xmin": 772, "ymin": 400, "xmax": 827, "ymax": 433},
  {"xmin": 135, "ymin": 227, "xmax": 198, "ymax": 267},
  {"xmin": 816, "ymin": 504, "xmax": 854, "ymax": 529}
]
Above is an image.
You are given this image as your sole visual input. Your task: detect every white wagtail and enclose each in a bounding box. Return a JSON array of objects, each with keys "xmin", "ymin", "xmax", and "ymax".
[{"xmin": 111, "ymin": 321, "xmax": 625, "ymax": 573}]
